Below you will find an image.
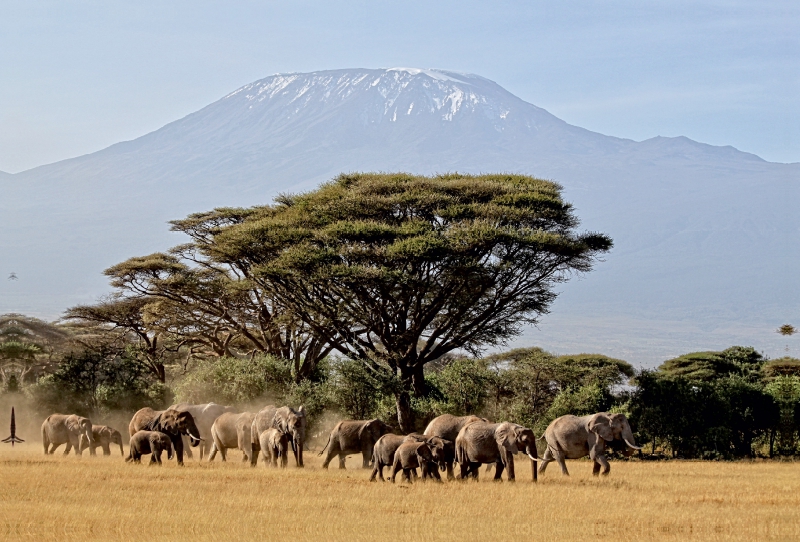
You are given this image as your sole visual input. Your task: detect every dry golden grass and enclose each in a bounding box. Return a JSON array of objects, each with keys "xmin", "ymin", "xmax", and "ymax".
[{"xmin": 1, "ymin": 444, "xmax": 799, "ymax": 541}]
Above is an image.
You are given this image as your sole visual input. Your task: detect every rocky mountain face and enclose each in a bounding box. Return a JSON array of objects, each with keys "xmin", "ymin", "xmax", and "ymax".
[{"xmin": 1, "ymin": 68, "xmax": 797, "ymax": 364}]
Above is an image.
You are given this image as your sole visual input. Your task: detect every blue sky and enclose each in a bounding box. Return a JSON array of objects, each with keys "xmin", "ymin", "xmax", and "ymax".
[{"xmin": 1, "ymin": 0, "xmax": 797, "ymax": 172}]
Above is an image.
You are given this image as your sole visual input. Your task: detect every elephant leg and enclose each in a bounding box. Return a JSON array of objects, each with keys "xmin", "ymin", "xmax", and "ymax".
[
  {"xmin": 446, "ymin": 461, "xmax": 455, "ymax": 481},
  {"xmin": 369, "ymin": 463, "xmax": 380, "ymax": 482},
  {"xmin": 63, "ymin": 441, "xmax": 72, "ymax": 456},
  {"xmin": 589, "ymin": 448, "xmax": 610, "ymax": 476},
  {"xmin": 553, "ymin": 447, "xmax": 569, "ymax": 476},
  {"xmin": 505, "ymin": 454, "xmax": 516, "ymax": 482},
  {"xmin": 321, "ymin": 440, "xmax": 339, "ymax": 469},
  {"xmin": 362, "ymin": 448, "xmax": 371, "ymax": 469},
  {"xmin": 173, "ymin": 436, "xmax": 185, "ymax": 466},
  {"xmin": 493, "ymin": 461, "xmax": 504, "ymax": 481},
  {"xmin": 219, "ymin": 446, "xmax": 228, "ymax": 462},
  {"xmin": 338, "ymin": 453, "xmax": 346, "ymax": 470},
  {"xmin": 102, "ymin": 444, "xmax": 111, "ymax": 456},
  {"xmin": 391, "ymin": 457, "xmax": 402, "ymax": 483},
  {"xmin": 458, "ymin": 460, "xmax": 470, "ymax": 480}
]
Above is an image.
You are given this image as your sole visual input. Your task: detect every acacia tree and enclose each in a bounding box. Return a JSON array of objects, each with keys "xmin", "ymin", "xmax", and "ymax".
[
  {"xmin": 203, "ymin": 173, "xmax": 612, "ymax": 431},
  {"xmin": 66, "ymin": 210, "xmax": 334, "ymax": 382},
  {"xmin": 65, "ymin": 297, "xmax": 175, "ymax": 383}
]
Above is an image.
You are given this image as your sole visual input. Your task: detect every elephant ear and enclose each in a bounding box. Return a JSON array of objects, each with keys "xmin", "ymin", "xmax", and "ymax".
[
  {"xmin": 160, "ymin": 410, "xmax": 180, "ymax": 432},
  {"xmin": 495, "ymin": 423, "xmax": 519, "ymax": 453},
  {"xmin": 588, "ymin": 413, "xmax": 614, "ymax": 442},
  {"xmin": 101, "ymin": 426, "xmax": 113, "ymax": 437},
  {"xmin": 359, "ymin": 420, "xmax": 377, "ymax": 442}
]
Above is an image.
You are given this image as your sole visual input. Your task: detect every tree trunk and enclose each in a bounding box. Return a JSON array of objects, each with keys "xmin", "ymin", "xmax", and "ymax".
[{"xmin": 395, "ymin": 390, "xmax": 414, "ymax": 433}]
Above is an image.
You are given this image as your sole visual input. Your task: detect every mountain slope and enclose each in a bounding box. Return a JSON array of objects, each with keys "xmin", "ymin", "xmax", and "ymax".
[{"xmin": 1, "ymin": 68, "xmax": 797, "ymax": 364}]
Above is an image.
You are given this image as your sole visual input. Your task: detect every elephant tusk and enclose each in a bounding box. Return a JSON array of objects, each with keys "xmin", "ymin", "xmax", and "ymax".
[
  {"xmin": 527, "ymin": 453, "xmax": 539, "ymax": 462},
  {"xmin": 189, "ymin": 433, "xmax": 203, "ymax": 442},
  {"xmin": 623, "ymin": 438, "xmax": 642, "ymax": 450}
]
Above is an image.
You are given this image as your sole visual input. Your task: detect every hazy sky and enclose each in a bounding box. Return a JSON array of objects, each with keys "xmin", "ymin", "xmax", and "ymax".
[{"xmin": 1, "ymin": 0, "xmax": 797, "ymax": 172}]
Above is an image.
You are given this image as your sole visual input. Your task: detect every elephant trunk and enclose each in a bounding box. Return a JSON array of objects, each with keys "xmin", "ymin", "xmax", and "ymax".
[
  {"xmin": 296, "ymin": 437, "xmax": 304, "ymax": 468},
  {"xmin": 119, "ymin": 440, "xmax": 125, "ymax": 457}
]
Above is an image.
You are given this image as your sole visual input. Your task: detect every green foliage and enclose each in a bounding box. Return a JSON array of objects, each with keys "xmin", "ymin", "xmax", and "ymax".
[
  {"xmin": 545, "ymin": 383, "xmax": 612, "ymax": 425},
  {"xmin": 763, "ymin": 357, "xmax": 800, "ymax": 378},
  {"xmin": 426, "ymin": 357, "xmax": 492, "ymax": 416},
  {"xmin": 26, "ymin": 347, "xmax": 170, "ymax": 417},
  {"xmin": 658, "ymin": 346, "xmax": 765, "ymax": 384},
  {"xmin": 328, "ymin": 358, "xmax": 388, "ymax": 420}
]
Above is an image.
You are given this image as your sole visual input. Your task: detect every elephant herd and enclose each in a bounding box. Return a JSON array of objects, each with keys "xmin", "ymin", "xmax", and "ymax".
[{"xmin": 40, "ymin": 403, "xmax": 642, "ymax": 481}]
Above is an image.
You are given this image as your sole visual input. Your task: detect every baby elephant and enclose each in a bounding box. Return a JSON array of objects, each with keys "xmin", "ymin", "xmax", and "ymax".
[
  {"xmin": 259, "ymin": 428, "xmax": 289, "ymax": 468},
  {"xmin": 391, "ymin": 441, "xmax": 441, "ymax": 484},
  {"xmin": 126, "ymin": 430, "xmax": 174, "ymax": 465}
]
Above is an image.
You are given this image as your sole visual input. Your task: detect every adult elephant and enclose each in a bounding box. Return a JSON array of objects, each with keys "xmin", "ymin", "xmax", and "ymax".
[
  {"xmin": 251, "ymin": 405, "xmax": 306, "ymax": 467},
  {"xmin": 424, "ymin": 414, "xmax": 487, "ymax": 479},
  {"xmin": 129, "ymin": 407, "xmax": 201, "ymax": 466},
  {"xmin": 455, "ymin": 421, "xmax": 538, "ymax": 482},
  {"xmin": 208, "ymin": 411, "xmax": 256, "ymax": 462},
  {"xmin": 41, "ymin": 414, "xmax": 95, "ymax": 456},
  {"xmin": 169, "ymin": 402, "xmax": 238, "ymax": 460},
  {"xmin": 86, "ymin": 425, "xmax": 124, "ymax": 456},
  {"xmin": 318, "ymin": 419, "xmax": 393, "ymax": 469},
  {"xmin": 539, "ymin": 412, "xmax": 641, "ymax": 477}
]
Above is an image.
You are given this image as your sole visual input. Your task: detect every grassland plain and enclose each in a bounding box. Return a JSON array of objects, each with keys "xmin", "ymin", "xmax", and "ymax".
[{"xmin": 1, "ymin": 445, "xmax": 800, "ymax": 541}]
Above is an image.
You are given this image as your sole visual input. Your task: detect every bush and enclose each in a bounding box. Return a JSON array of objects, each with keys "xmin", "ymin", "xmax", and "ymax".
[
  {"xmin": 26, "ymin": 347, "xmax": 170, "ymax": 417},
  {"xmin": 172, "ymin": 354, "xmax": 294, "ymax": 405}
]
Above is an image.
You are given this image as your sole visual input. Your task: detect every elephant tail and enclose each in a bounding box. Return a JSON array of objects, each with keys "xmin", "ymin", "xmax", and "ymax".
[
  {"xmin": 455, "ymin": 442, "xmax": 467, "ymax": 466},
  {"xmin": 317, "ymin": 432, "xmax": 332, "ymax": 456}
]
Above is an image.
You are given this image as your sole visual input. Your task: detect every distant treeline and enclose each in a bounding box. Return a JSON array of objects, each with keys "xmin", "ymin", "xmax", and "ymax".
[{"xmin": 2, "ymin": 313, "xmax": 799, "ymax": 459}]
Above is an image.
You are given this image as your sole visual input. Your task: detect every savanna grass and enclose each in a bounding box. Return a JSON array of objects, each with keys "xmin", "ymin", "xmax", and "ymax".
[{"xmin": 1, "ymin": 445, "xmax": 799, "ymax": 541}]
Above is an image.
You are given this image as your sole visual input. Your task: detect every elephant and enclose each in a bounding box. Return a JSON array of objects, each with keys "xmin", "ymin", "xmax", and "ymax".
[
  {"xmin": 208, "ymin": 411, "xmax": 256, "ymax": 463},
  {"xmin": 391, "ymin": 440, "xmax": 441, "ymax": 483},
  {"xmin": 129, "ymin": 407, "xmax": 201, "ymax": 466},
  {"xmin": 423, "ymin": 414, "xmax": 487, "ymax": 479},
  {"xmin": 455, "ymin": 421, "xmax": 538, "ymax": 482},
  {"xmin": 169, "ymin": 402, "xmax": 238, "ymax": 460},
  {"xmin": 319, "ymin": 418, "xmax": 393, "ymax": 469},
  {"xmin": 538, "ymin": 412, "xmax": 642, "ymax": 477},
  {"xmin": 41, "ymin": 414, "xmax": 95, "ymax": 456},
  {"xmin": 85, "ymin": 425, "xmax": 124, "ymax": 456},
  {"xmin": 371, "ymin": 433, "xmax": 451, "ymax": 482},
  {"xmin": 251, "ymin": 405, "xmax": 306, "ymax": 467},
  {"xmin": 126, "ymin": 430, "xmax": 174, "ymax": 465},
  {"xmin": 259, "ymin": 427, "xmax": 289, "ymax": 468}
]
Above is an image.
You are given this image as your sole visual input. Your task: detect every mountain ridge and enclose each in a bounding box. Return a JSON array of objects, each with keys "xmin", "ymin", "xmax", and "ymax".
[{"xmin": 1, "ymin": 67, "xmax": 797, "ymax": 365}]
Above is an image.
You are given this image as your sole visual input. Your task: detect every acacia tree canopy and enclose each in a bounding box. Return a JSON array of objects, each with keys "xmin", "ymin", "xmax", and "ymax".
[{"xmin": 202, "ymin": 173, "xmax": 612, "ymax": 431}]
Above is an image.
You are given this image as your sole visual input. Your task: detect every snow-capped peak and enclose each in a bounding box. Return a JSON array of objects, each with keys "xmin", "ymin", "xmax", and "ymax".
[{"xmin": 221, "ymin": 68, "xmax": 518, "ymax": 125}]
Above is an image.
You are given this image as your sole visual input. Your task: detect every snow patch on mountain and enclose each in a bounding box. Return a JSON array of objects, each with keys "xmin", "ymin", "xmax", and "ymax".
[{"xmin": 222, "ymin": 68, "xmax": 521, "ymax": 124}]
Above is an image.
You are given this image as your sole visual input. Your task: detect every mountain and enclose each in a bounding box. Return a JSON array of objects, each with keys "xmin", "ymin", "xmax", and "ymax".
[{"xmin": 1, "ymin": 68, "xmax": 798, "ymax": 365}]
